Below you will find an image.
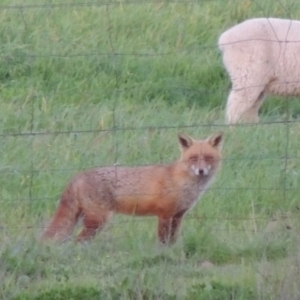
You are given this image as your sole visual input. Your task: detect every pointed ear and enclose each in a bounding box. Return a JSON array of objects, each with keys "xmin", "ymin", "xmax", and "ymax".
[
  {"xmin": 178, "ymin": 133, "xmax": 194, "ymax": 150},
  {"xmin": 207, "ymin": 132, "xmax": 223, "ymax": 148}
]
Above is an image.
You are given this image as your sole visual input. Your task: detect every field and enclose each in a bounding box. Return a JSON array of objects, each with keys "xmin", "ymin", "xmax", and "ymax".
[{"xmin": 1, "ymin": 0, "xmax": 300, "ymax": 299}]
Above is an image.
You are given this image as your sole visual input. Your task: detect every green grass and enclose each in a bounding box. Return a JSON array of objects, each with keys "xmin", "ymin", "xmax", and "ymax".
[{"xmin": 1, "ymin": 0, "xmax": 300, "ymax": 299}]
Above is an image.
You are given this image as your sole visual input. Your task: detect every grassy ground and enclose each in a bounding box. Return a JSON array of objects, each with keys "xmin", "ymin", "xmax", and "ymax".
[{"xmin": 1, "ymin": 0, "xmax": 300, "ymax": 299}]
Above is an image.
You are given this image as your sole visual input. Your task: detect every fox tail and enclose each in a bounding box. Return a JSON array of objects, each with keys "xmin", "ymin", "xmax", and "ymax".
[{"xmin": 40, "ymin": 184, "xmax": 80, "ymax": 242}]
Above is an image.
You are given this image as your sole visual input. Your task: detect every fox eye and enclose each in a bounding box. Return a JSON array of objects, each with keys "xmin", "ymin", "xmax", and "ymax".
[
  {"xmin": 204, "ymin": 155, "xmax": 214, "ymax": 162},
  {"xmin": 189, "ymin": 156, "xmax": 198, "ymax": 163}
]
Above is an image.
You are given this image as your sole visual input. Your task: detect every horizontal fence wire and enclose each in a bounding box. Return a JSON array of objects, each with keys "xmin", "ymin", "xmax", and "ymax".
[
  {"xmin": 1, "ymin": 212, "xmax": 299, "ymax": 225},
  {"xmin": 0, "ymin": 120, "xmax": 300, "ymax": 137},
  {"xmin": 0, "ymin": 0, "xmax": 265, "ymax": 10}
]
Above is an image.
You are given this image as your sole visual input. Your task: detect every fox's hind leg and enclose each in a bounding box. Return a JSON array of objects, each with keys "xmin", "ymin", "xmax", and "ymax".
[
  {"xmin": 76, "ymin": 209, "xmax": 113, "ymax": 242},
  {"xmin": 158, "ymin": 209, "xmax": 187, "ymax": 245}
]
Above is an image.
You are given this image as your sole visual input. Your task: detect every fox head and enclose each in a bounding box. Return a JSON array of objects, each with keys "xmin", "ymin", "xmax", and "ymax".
[{"xmin": 177, "ymin": 132, "xmax": 223, "ymax": 178}]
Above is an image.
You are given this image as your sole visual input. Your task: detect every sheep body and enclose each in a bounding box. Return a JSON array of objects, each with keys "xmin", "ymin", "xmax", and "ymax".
[{"xmin": 218, "ymin": 18, "xmax": 300, "ymax": 123}]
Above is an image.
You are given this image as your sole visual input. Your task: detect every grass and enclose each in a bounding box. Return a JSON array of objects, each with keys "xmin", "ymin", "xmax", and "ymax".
[{"xmin": 1, "ymin": 0, "xmax": 300, "ymax": 299}]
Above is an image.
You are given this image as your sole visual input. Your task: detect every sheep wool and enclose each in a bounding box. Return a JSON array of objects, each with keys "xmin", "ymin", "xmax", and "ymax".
[{"xmin": 218, "ymin": 18, "xmax": 300, "ymax": 124}]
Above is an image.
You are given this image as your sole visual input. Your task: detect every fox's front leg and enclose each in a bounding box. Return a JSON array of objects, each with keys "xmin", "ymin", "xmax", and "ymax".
[{"xmin": 157, "ymin": 209, "xmax": 187, "ymax": 245}]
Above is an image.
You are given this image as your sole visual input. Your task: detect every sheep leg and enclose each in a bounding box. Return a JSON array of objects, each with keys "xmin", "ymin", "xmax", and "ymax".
[{"xmin": 226, "ymin": 86, "xmax": 265, "ymax": 124}]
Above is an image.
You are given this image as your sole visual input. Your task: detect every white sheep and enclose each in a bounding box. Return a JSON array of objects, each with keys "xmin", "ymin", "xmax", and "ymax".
[{"xmin": 218, "ymin": 18, "xmax": 300, "ymax": 124}]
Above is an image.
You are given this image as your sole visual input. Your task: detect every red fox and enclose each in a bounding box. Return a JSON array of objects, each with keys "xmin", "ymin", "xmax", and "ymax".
[{"xmin": 41, "ymin": 132, "xmax": 223, "ymax": 245}]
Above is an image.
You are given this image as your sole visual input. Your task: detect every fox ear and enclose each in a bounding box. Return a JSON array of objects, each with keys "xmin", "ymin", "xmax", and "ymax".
[
  {"xmin": 207, "ymin": 132, "xmax": 223, "ymax": 148},
  {"xmin": 178, "ymin": 133, "xmax": 194, "ymax": 150}
]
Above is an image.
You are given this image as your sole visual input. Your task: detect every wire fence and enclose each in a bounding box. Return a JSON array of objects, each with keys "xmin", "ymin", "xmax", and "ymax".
[{"xmin": 1, "ymin": 0, "xmax": 300, "ymax": 241}]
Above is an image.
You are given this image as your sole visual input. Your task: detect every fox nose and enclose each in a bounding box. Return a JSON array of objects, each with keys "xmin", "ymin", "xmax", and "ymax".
[
  {"xmin": 198, "ymin": 169, "xmax": 205, "ymax": 175},
  {"xmin": 198, "ymin": 168, "xmax": 209, "ymax": 176},
  {"xmin": 191, "ymin": 165, "xmax": 209, "ymax": 176}
]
